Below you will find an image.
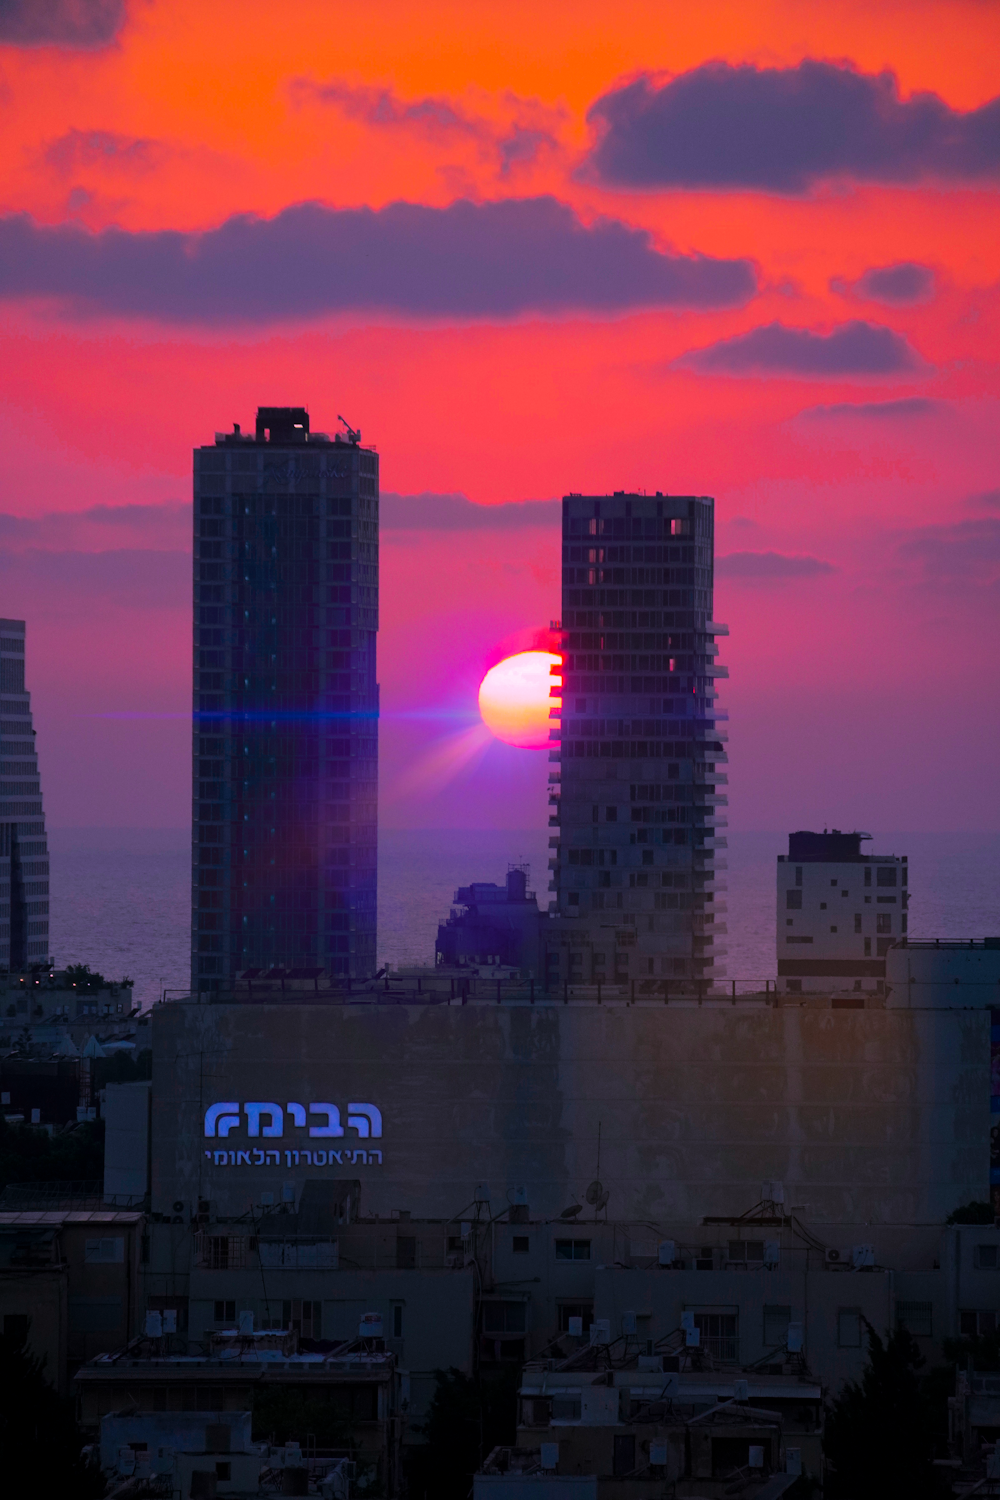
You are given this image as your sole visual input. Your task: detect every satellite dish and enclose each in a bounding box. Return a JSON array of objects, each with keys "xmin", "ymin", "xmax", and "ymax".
[
  {"xmin": 560, "ymin": 1204, "xmax": 583, "ymax": 1219},
  {"xmin": 595, "ymin": 1189, "xmax": 610, "ymax": 1212},
  {"xmin": 585, "ymin": 1180, "xmax": 603, "ymax": 1206}
]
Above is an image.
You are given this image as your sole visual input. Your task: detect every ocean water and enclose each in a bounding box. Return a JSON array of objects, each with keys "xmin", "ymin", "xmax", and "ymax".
[{"xmin": 47, "ymin": 827, "xmax": 1000, "ymax": 1012}]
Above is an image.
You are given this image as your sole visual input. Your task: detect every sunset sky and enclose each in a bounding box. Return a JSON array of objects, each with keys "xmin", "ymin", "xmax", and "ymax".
[{"xmin": 1, "ymin": 0, "xmax": 997, "ymax": 834}]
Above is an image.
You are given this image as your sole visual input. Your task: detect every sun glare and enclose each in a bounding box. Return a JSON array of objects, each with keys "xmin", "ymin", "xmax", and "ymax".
[{"xmin": 478, "ymin": 651, "xmax": 561, "ymax": 749}]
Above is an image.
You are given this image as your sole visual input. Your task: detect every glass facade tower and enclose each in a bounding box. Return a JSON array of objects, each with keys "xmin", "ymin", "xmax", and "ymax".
[
  {"xmin": 191, "ymin": 408, "xmax": 378, "ymax": 992},
  {"xmin": 546, "ymin": 493, "xmax": 728, "ymax": 989},
  {"xmin": 0, "ymin": 619, "xmax": 50, "ymax": 971}
]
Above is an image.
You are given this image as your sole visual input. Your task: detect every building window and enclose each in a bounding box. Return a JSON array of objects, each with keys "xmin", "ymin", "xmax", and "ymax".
[
  {"xmin": 213, "ymin": 1300, "xmax": 236, "ymax": 1324},
  {"xmin": 975, "ymin": 1244, "xmax": 999, "ymax": 1269},
  {"xmin": 281, "ymin": 1300, "xmax": 321, "ymax": 1338},
  {"xmin": 512, "ymin": 1236, "xmax": 530, "ymax": 1254},
  {"xmin": 877, "ymin": 914, "xmax": 892, "ymax": 934},
  {"xmin": 392, "ymin": 1304, "xmax": 403, "ymax": 1338},
  {"xmin": 558, "ymin": 1302, "xmax": 593, "ymax": 1333},
  {"xmin": 606, "ymin": 807, "xmax": 617, "ymax": 822},
  {"xmin": 551, "ymin": 1395, "xmax": 582, "ymax": 1421},
  {"xmin": 786, "ymin": 890, "xmax": 802, "ymax": 910},
  {"xmin": 482, "ymin": 1301, "xmax": 526, "ymax": 1333},
  {"xmin": 555, "ymin": 1239, "xmax": 591, "ymax": 1260},
  {"xmin": 960, "ymin": 1310, "xmax": 999, "ymax": 1337},
  {"xmin": 854, "ymin": 914, "xmax": 862, "ymax": 933},
  {"xmin": 896, "ymin": 1302, "xmax": 932, "ymax": 1338},
  {"xmin": 864, "ymin": 868, "xmax": 872, "ymax": 887},
  {"xmin": 613, "ymin": 1434, "xmax": 636, "ymax": 1478},
  {"xmin": 728, "ymin": 1241, "xmax": 765, "ymax": 1264},
  {"xmin": 830, "ymin": 926, "xmax": 838, "ymax": 933},
  {"xmin": 396, "ymin": 1237, "xmax": 417, "ymax": 1269},
  {"xmin": 795, "ymin": 866, "xmax": 803, "ymax": 886},
  {"xmin": 763, "ymin": 1305, "xmax": 791, "ymax": 1346},
  {"xmin": 864, "ymin": 938, "xmax": 872, "ymax": 956},
  {"xmin": 692, "ymin": 1311, "xmax": 738, "ymax": 1361},
  {"xmin": 876, "ymin": 867, "xmax": 897, "ymax": 887},
  {"xmin": 786, "ymin": 980, "xmax": 802, "ymax": 994},
  {"xmin": 838, "ymin": 1309, "xmax": 863, "ymax": 1347}
]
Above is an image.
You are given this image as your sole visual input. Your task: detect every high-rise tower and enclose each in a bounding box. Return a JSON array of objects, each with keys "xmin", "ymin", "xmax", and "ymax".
[
  {"xmin": 191, "ymin": 408, "xmax": 378, "ymax": 992},
  {"xmin": 546, "ymin": 493, "xmax": 728, "ymax": 989},
  {"xmin": 0, "ymin": 620, "xmax": 50, "ymax": 971}
]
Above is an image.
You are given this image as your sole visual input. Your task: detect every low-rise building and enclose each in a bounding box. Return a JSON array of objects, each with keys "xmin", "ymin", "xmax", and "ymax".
[
  {"xmin": 436, "ymin": 867, "xmax": 548, "ymax": 975},
  {"xmin": 0, "ymin": 1193, "xmax": 145, "ymax": 1392},
  {"xmin": 76, "ymin": 1332, "xmax": 403, "ymax": 1495},
  {"xmin": 777, "ymin": 830, "xmax": 908, "ymax": 995},
  {"xmin": 509, "ymin": 1344, "xmax": 820, "ymax": 1498}
]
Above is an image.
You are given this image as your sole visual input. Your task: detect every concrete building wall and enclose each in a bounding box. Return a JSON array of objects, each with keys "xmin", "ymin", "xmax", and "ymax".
[
  {"xmin": 887, "ymin": 942, "xmax": 1000, "ymax": 1008},
  {"xmin": 152, "ymin": 999, "xmax": 989, "ymax": 1226},
  {"xmin": 104, "ymin": 1080, "xmax": 152, "ymax": 1201}
]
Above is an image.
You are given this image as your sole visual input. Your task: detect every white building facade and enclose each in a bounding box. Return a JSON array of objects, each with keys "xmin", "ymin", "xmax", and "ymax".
[{"xmin": 776, "ymin": 830, "xmax": 907, "ymax": 996}]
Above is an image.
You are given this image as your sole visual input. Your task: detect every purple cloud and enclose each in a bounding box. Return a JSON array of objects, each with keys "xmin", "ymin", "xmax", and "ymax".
[
  {"xmin": 0, "ymin": 548, "xmax": 188, "ymax": 609},
  {"xmin": 0, "ymin": 198, "xmax": 757, "ymax": 322},
  {"xmin": 294, "ymin": 78, "xmax": 561, "ymax": 176},
  {"xmin": 716, "ymin": 551, "xmax": 835, "ymax": 580},
  {"xmin": 381, "ymin": 493, "xmax": 559, "ymax": 530},
  {"xmin": 800, "ymin": 397, "xmax": 944, "ymax": 419},
  {"xmin": 676, "ymin": 320, "xmax": 924, "ymax": 378},
  {"xmin": 845, "ymin": 262, "xmax": 936, "ymax": 305},
  {"xmin": 585, "ymin": 60, "xmax": 1000, "ymax": 193},
  {"xmin": 895, "ymin": 519, "xmax": 1000, "ymax": 586},
  {"xmin": 45, "ymin": 129, "xmax": 160, "ymax": 175},
  {"xmin": 0, "ymin": 0, "xmax": 124, "ymax": 47}
]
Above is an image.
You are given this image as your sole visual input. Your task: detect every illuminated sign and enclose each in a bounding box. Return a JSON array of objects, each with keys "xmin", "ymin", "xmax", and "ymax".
[
  {"xmin": 203, "ymin": 1100, "xmax": 383, "ymax": 1170},
  {"xmin": 204, "ymin": 1101, "xmax": 381, "ymax": 1139}
]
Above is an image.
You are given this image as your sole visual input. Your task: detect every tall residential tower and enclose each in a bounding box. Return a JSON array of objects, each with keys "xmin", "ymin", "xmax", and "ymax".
[
  {"xmin": 547, "ymin": 493, "xmax": 728, "ymax": 989},
  {"xmin": 191, "ymin": 408, "xmax": 378, "ymax": 992},
  {"xmin": 0, "ymin": 620, "xmax": 50, "ymax": 970}
]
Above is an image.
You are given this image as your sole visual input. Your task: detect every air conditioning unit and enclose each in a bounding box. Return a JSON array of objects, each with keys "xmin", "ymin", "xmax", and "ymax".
[
  {"xmin": 852, "ymin": 1243, "xmax": 875, "ymax": 1269},
  {"xmin": 658, "ymin": 1240, "xmax": 676, "ymax": 1267},
  {"xmin": 825, "ymin": 1247, "xmax": 848, "ymax": 1265}
]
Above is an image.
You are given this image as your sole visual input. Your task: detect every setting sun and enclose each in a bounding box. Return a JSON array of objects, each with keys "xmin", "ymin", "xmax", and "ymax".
[{"xmin": 477, "ymin": 651, "xmax": 561, "ymax": 749}]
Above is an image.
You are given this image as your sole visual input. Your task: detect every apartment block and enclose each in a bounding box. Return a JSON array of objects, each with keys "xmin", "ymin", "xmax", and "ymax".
[
  {"xmin": 191, "ymin": 407, "xmax": 378, "ymax": 990},
  {"xmin": 777, "ymin": 829, "xmax": 908, "ymax": 995},
  {"xmin": 547, "ymin": 493, "xmax": 728, "ymax": 988},
  {"xmin": 0, "ymin": 619, "xmax": 50, "ymax": 969}
]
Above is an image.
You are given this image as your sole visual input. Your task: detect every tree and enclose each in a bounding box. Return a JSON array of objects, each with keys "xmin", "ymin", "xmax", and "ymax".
[
  {"xmin": 406, "ymin": 1363, "xmax": 521, "ymax": 1500},
  {"xmin": 0, "ymin": 1326, "xmax": 104, "ymax": 1495},
  {"xmin": 825, "ymin": 1323, "xmax": 945, "ymax": 1499},
  {"xmin": 407, "ymin": 1368, "xmax": 482, "ymax": 1500},
  {"xmin": 946, "ymin": 1201, "xmax": 994, "ymax": 1225},
  {"xmin": 0, "ymin": 1114, "xmax": 105, "ymax": 1196}
]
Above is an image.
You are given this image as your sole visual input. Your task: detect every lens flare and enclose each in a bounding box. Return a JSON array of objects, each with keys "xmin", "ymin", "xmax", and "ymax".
[{"xmin": 478, "ymin": 651, "xmax": 561, "ymax": 749}]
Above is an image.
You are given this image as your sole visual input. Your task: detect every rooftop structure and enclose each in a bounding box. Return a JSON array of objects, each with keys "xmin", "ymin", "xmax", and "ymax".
[
  {"xmin": 776, "ymin": 830, "xmax": 908, "ymax": 995},
  {"xmin": 436, "ymin": 866, "xmax": 548, "ymax": 973},
  {"xmin": 547, "ymin": 494, "xmax": 728, "ymax": 991},
  {"xmin": 191, "ymin": 406, "xmax": 379, "ymax": 991},
  {"xmin": 0, "ymin": 619, "xmax": 50, "ymax": 971}
]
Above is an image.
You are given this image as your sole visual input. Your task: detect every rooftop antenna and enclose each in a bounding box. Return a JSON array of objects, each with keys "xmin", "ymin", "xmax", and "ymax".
[{"xmin": 337, "ymin": 414, "xmax": 361, "ymax": 444}]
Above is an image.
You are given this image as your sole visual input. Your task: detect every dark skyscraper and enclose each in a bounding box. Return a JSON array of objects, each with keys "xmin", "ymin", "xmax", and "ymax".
[
  {"xmin": 0, "ymin": 620, "xmax": 50, "ymax": 971},
  {"xmin": 548, "ymin": 493, "xmax": 728, "ymax": 989},
  {"xmin": 191, "ymin": 408, "xmax": 378, "ymax": 992}
]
